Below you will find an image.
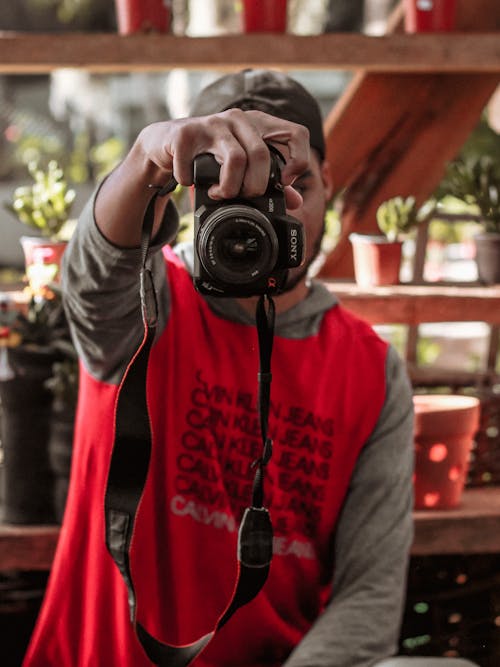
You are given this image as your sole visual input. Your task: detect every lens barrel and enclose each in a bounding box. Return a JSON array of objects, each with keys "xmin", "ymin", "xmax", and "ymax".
[{"xmin": 196, "ymin": 205, "xmax": 279, "ymax": 286}]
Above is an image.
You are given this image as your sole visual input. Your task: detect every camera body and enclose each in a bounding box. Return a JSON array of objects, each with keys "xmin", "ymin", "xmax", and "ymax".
[{"xmin": 193, "ymin": 150, "xmax": 305, "ymax": 297}]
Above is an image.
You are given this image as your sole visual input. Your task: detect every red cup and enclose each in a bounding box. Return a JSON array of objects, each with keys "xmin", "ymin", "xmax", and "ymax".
[
  {"xmin": 242, "ymin": 0, "xmax": 288, "ymax": 33},
  {"xmin": 115, "ymin": 0, "xmax": 171, "ymax": 35},
  {"xmin": 404, "ymin": 0, "xmax": 457, "ymax": 33}
]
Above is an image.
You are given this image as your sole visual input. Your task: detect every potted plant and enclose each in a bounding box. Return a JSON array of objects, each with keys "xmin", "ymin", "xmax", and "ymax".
[
  {"xmin": 413, "ymin": 393, "xmax": 480, "ymax": 510},
  {"xmin": 440, "ymin": 156, "xmax": 500, "ymax": 284},
  {"xmin": 404, "ymin": 0, "xmax": 457, "ymax": 33},
  {"xmin": 349, "ymin": 196, "xmax": 425, "ymax": 287},
  {"xmin": 241, "ymin": 0, "xmax": 288, "ymax": 33},
  {"xmin": 114, "ymin": 0, "xmax": 171, "ymax": 34},
  {"xmin": 45, "ymin": 349, "xmax": 79, "ymax": 523},
  {"xmin": 0, "ymin": 288, "xmax": 76, "ymax": 524},
  {"xmin": 4, "ymin": 160, "xmax": 76, "ymax": 295}
]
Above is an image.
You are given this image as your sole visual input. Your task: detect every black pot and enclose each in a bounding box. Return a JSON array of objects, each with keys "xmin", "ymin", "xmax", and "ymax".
[
  {"xmin": 48, "ymin": 404, "xmax": 75, "ymax": 523},
  {"xmin": 474, "ymin": 233, "xmax": 500, "ymax": 285},
  {"xmin": 0, "ymin": 571, "xmax": 49, "ymax": 667},
  {"xmin": 0, "ymin": 346, "xmax": 57, "ymax": 524}
]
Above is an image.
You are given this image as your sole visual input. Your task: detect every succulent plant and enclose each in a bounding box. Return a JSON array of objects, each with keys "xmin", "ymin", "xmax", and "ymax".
[
  {"xmin": 376, "ymin": 196, "xmax": 423, "ymax": 242},
  {"xmin": 5, "ymin": 160, "xmax": 76, "ymax": 239},
  {"xmin": 441, "ymin": 156, "xmax": 500, "ymax": 233}
]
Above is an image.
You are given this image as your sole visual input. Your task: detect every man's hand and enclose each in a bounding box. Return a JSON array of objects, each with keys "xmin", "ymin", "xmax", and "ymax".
[
  {"xmin": 139, "ymin": 109, "xmax": 310, "ymax": 207},
  {"xmin": 95, "ymin": 110, "xmax": 310, "ymax": 247}
]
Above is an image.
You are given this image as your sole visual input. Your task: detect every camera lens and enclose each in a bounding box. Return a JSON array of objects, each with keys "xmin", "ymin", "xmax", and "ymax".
[{"xmin": 196, "ymin": 205, "xmax": 278, "ymax": 285}]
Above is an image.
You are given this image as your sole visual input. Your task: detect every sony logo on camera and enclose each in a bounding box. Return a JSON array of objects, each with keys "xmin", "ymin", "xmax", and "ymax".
[{"xmin": 192, "ymin": 149, "xmax": 305, "ymax": 298}]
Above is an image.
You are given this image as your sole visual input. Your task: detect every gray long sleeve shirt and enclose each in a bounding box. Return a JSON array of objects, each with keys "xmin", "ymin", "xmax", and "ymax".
[{"xmin": 61, "ymin": 191, "xmax": 414, "ymax": 667}]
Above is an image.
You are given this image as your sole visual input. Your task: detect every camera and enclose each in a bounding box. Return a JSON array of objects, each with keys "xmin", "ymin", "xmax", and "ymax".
[{"xmin": 193, "ymin": 148, "xmax": 305, "ymax": 297}]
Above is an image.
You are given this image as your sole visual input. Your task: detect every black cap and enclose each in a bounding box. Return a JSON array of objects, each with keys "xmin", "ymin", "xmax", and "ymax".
[{"xmin": 190, "ymin": 69, "xmax": 325, "ymax": 160}]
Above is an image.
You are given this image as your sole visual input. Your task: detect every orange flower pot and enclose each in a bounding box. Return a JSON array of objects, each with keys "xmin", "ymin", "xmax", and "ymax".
[
  {"xmin": 114, "ymin": 0, "xmax": 171, "ymax": 34},
  {"xmin": 21, "ymin": 236, "xmax": 68, "ymax": 296},
  {"xmin": 404, "ymin": 0, "xmax": 457, "ymax": 33},
  {"xmin": 413, "ymin": 395, "xmax": 480, "ymax": 510},
  {"xmin": 242, "ymin": 0, "xmax": 288, "ymax": 33},
  {"xmin": 349, "ymin": 234, "xmax": 403, "ymax": 288}
]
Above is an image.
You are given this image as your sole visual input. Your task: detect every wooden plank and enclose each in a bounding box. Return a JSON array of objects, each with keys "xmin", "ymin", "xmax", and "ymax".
[
  {"xmin": 324, "ymin": 282, "xmax": 500, "ymax": 325},
  {"xmin": 412, "ymin": 487, "xmax": 500, "ymax": 555},
  {"xmin": 2, "ymin": 488, "xmax": 499, "ymax": 571},
  {"xmin": 0, "ymin": 524, "xmax": 60, "ymax": 571},
  {"xmin": 409, "ymin": 366, "xmax": 498, "ymax": 387},
  {"xmin": 1, "ymin": 32, "xmax": 500, "ymax": 74}
]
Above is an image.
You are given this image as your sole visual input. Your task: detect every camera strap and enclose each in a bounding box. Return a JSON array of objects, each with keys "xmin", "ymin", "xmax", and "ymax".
[{"xmin": 104, "ymin": 182, "xmax": 275, "ymax": 666}]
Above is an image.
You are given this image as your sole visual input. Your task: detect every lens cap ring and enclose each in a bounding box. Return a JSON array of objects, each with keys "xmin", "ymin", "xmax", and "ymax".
[{"xmin": 196, "ymin": 205, "xmax": 279, "ymax": 286}]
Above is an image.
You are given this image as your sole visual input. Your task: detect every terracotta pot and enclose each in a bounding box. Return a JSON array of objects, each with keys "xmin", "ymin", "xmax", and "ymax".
[
  {"xmin": 404, "ymin": 0, "xmax": 457, "ymax": 33},
  {"xmin": 242, "ymin": 0, "xmax": 288, "ymax": 33},
  {"xmin": 349, "ymin": 234, "xmax": 403, "ymax": 288},
  {"xmin": 413, "ymin": 394, "xmax": 480, "ymax": 510},
  {"xmin": 20, "ymin": 236, "xmax": 67, "ymax": 296},
  {"xmin": 474, "ymin": 232, "xmax": 500, "ymax": 285},
  {"xmin": 114, "ymin": 0, "xmax": 171, "ymax": 34}
]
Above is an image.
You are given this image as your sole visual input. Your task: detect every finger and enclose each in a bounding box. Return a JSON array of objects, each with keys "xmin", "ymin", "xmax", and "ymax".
[
  {"xmin": 221, "ymin": 109, "xmax": 271, "ymax": 197},
  {"xmin": 284, "ymin": 185, "xmax": 303, "ymax": 210},
  {"xmin": 169, "ymin": 120, "xmax": 212, "ymax": 186},
  {"xmin": 207, "ymin": 133, "xmax": 249, "ymax": 200},
  {"xmin": 243, "ymin": 111, "xmax": 311, "ymax": 185},
  {"xmin": 170, "ymin": 115, "xmax": 255, "ymax": 198},
  {"xmin": 262, "ymin": 128, "xmax": 311, "ymax": 186}
]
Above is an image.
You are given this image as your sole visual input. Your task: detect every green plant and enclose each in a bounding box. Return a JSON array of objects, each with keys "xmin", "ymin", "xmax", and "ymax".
[
  {"xmin": 440, "ymin": 156, "xmax": 500, "ymax": 233},
  {"xmin": 28, "ymin": 0, "xmax": 93, "ymax": 23},
  {"xmin": 4, "ymin": 161, "xmax": 76, "ymax": 240},
  {"xmin": 2, "ymin": 291, "xmax": 71, "ymax": 353},
  {"xmin": 376, "ymin": 196, "xmax": 428, "ymax": 242}
]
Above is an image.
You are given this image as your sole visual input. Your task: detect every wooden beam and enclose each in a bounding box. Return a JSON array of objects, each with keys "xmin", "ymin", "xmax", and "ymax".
[
  {"xmin": 0, "ymin": 524, "xmax": 60, "ymax": 571},
  {"xmin": 3, "ymin": 488, "xmax": 500, "ymax": 571},
  {"xmin": 0, "ymin": 32, "xmax": 500, "ymax": 73},
  {"xmin": 412, "ymin": 488, "xmax": 500, "ymax": 555},
  {"xmin": 324, "ymin": 282, "xmax": 500, "ymax": 325}
]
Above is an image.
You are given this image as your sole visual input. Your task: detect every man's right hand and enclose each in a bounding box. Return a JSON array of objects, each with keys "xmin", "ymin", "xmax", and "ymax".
[{"xmin": 94, "ymin": 110, "xmax": 311, "ymax": 248}]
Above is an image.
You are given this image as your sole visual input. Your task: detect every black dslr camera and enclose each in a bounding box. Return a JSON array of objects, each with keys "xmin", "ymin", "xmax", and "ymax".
[{"xmin": 193, "ymin": 148, "xmax": 305, "ymax": 297}]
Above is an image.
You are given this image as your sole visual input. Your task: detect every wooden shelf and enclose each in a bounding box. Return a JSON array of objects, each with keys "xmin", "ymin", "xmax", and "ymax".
[
  {"xmin": 0, "ymin": 524, "xmax": 60, "ymax": 571},
  {"xmin": 1, "ymin": 489, "xmax": 499, "ymax": 570},
  {"xmin": 412, "ymin": 487, "xmax": 500, "ymax": 555},
  {"xmin": 324, "ymin": 282, "xmax": 500, "ymax": 325},
  {"xmin": 1, "ymin": 32, "xmax": 500, "ymax": 73}
]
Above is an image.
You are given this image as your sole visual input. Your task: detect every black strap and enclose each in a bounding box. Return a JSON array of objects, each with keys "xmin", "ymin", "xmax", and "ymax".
[
  {"xmin": 252, "ymin": 295, "xmax": 275, "ymax": 508},
  {"xmin": 104, "ymin": 181, "xmax": 275, "ymax": 666}
]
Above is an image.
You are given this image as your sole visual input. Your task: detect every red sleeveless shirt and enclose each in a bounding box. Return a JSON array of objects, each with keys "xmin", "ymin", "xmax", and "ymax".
[{"xmin": 24, "ymin": 247, "xmax": 388, "ymax": 667}]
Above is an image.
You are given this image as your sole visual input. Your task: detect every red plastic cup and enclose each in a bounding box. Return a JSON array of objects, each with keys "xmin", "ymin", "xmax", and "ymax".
[
  {"xmin": 242, "ymin": 0, "xmax": 288, "ymax": 33},
  {"xmin": 115, "ymin": 0, "xmax": 171, "ymax": 35},
  {"xmin": 404, "ymin": 0, "xmax": 457, "ymax": 33}
]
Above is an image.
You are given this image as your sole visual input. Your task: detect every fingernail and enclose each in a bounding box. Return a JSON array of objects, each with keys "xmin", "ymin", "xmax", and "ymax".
[{"xmin": 208, "ymin": 187, "xmax": 222, "ymax": 200}]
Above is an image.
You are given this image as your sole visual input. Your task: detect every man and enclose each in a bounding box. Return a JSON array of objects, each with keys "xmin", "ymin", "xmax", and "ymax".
[{"xmin": 23, "ymin": 69, "xmax": 414, "ymax": 667}]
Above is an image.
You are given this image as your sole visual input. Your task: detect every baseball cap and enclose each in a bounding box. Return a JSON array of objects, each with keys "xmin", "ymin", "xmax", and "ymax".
[{"xmin": 190, "ymin": 69, "xmax": 325, "ymax": 160}]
